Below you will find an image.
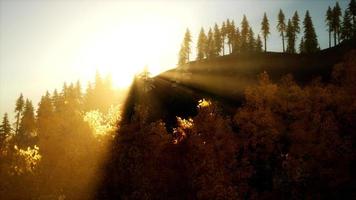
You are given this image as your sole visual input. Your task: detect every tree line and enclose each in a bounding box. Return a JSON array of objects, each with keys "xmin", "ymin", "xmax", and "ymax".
[
  {"xmin": 0, "ymin": 72, "xmax": 122, "ymax": 199},
  {"xmin": 179, "ymin": 0, "xmax": 356, "ymax": 65}
]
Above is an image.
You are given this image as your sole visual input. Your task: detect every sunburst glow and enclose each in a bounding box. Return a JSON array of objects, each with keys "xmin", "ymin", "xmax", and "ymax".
[{"xmin": 69, "ymin": 3, "xmax": 192, "ymax": 88}]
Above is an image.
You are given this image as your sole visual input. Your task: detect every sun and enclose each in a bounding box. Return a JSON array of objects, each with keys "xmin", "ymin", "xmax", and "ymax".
[{"xmin": 73, "ymin": 7, "xmax": 186, "ymax": 89}]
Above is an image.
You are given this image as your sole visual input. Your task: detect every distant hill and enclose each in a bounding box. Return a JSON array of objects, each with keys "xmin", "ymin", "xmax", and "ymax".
[{"xmin": 123, "ymin": 40, "xmax": 356, "ymax": 127}]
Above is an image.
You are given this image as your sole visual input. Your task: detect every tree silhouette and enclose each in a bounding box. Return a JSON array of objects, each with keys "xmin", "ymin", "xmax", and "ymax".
[
  {"xmin": 302, "ymin": 10, "xmax": 319, "ymax": 53},
  {"xmin": 14, "ymin": 94, "xmax": 24, "ymax": 135},
  {"xmin": 206, "ymin": 28, "xmax": 215, "ymax": 58},
  {"xmin": 261, "ymin": 12, "xmax": 270, "ymax": 52},
  {"xmin": 221, "ymin": 22, "xmax": 227, "ymax": 55},
  {"xmin": 277, "ymin": 9, "xmax": 286, "ymax": 52},
  {"xmin": 17, "ymin": 99, "xmax": 36, "ymax": 147},
  {"xmin": 0, "ymin": 113, "xmax": 11, "ymax": 148},
  {"xmin": 332, "ymin": 2, "xmax": 342, "ymax": 45},
  {"xmin": 247, "ymin": 27, "xmax": 256, "ymax": 52},
  {"xmin": 326, "ymin": 6, "xmax": 333, "ymax": 47},
  {"xmin": 227, "ymin": 20, "xmax": 236, "ymax": 54},
  {"xmin": 286, "ymin": 19, "xmax": 296, "ymax": 53},
  {"xmin": 256, "ymin": 34, "xmax": 263, "ymax": 52},
  {"xmin": 299, "ymin": 37, "xmax": 305, "ymax": 53},
  {"xmin": 178, "ymin": 28, "xmax": 192, "ymax": 65},
  {"xmin": 233, "ymin": 27, "xmax": 241, "ymax": 53},
  {"xmin": 292, "ymin": 11, "xmax": 300, "ymax": 41},
  {"xmin": 214, "ymin": 23, "xmax": 223, "ymax": 56},
  {"xmin": 342, "ymin": 9, "xmax": 353, "ymax": 40},
  {"xmin": 348, "ymin": 0, "xmax": 356, "ymax": 32},
  {"xmin": 197, "ymin": 27, "xmax": 207, "ymax": 60},
  {"xmin": 241, "ymin": 15, "xmax": 250, "ymax": 51}
]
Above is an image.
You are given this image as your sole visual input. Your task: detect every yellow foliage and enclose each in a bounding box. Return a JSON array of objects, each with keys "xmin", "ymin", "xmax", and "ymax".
[{"xmin": 84, "ymin": 105, "xmax": 121, "ymax": 136}]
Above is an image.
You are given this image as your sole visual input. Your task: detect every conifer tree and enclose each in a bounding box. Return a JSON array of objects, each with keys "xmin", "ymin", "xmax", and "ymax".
[
  {"xmin": 206, "ymin": 28, "xmax": 215, "ymax": 58},
  {"xmin": 247, "ymin": 28, "xmax": 256, "ymax": 52},
  {"xmin": 197, "ymin": 27, "xmax": 207, "ymax": 60},
  {"xmin": 18, "ymin": 99, "xmax": 36, "ymax": 147},
  {"xmin": 233, "ymin": 27, "xmax": 241, "ymax": 53},
  {"xmin": 277, "ymin": 9, "xmax": 286, "ymax": 52},
  {"xmin": 341, "ymin": 10, "xmax": 353, "ymax": 40},
  {"xmin": 332, "ymin": 2, "xmax": 342, "ymax": 45},
  {"xmin": 350, "ymin": 0, "xmax": 356, "ymax": 26},
  {"xmin": 0, "ymin": 113, "xmax": 11, "ymax": 147},
  {"xmin": 241, "ymin": 15, "xmax": 250, "ymax": 51},
  {"xmin": 299, "ymin": 37, "xmax": 305, "ymax": 53},
  {"xmin": 214, "ymin": 23, "xmax": 223, "ymax": 56},
  {"xmin": 326, "ymin": 6, "xmax": 333, "ymax": 47},
  {"xmin": 256, "ymin": 34, "xmax": 263, "ymax": 52},
  {"xmin": 221, "ymin": 22, "xmax": 226, "ymax": 55},
  {"xmin": 14, "ymin": 94, "xmax": 24, "ymax": 135},
  {"xmin": 302, "ymin": 10, "xmax": 319, "ymax": 53},
  {"xmin": 286, "ymin": 19, "xmax": 296, "ymax": 53},
  {"xmin": 227, "ymin": 20, "xmax": 236, "ymax": 54},
  {"xmin": 178, "ymin": 28, "xmax": 192, "ymax": 65},
  {"xmin": 261, "ymin": 12, "xmax": 270, "ymax": 52},
  {"xmin": 225, "ymin": 19, "xmax": 231, "ymax": 53}
]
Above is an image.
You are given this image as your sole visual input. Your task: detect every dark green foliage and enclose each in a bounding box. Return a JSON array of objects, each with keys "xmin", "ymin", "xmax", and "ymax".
[
  {"xmin": 302, "ymin": 11, "xmax": 319, "ymax": 53},
  {"xmin": 286, "ymin": 19, "xmax": 296, "ymax": 53},
  {"xmin": 0, "ymin": 113, "xmax": 11, "ymax": 148},
  {"xmin": 342, "ymin": 9, "xmax": 353, "ymax": 40}
]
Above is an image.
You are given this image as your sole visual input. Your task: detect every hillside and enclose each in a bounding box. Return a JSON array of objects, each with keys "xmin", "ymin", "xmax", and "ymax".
[{"xmin": 123, "ymin": 40, "xmax": 356, "ymax": 127}]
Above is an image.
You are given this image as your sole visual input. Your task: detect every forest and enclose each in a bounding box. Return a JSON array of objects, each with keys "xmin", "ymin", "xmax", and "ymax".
[{"xmin": 0, "ymin": 1, "xmax": 356, "ymax": 199}]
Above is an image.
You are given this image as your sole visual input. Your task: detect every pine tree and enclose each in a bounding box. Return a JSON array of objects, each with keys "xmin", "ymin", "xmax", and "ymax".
[
  {"xmin": 261, "ymin": 12, "xmax": 270, "ymax": 52},
  {"xmin": 221, "ymin": 22, "xmax": 226, "ymax": 55},
  {"xmin": 178, "ymin": 28, "xmax": 192, "ymax": 65},
  {"xmin": 332, "ymin": 2, "xmax": 342, "ymax": 45},
  {"xmin": 277, "ymin": 9, "xmax": 286, "ymax": 52},
  {"xmin": 233, "ymin": 27, "xmax": 241, "ymax": 54},
  {"xmin": 197, "ymin": 27, "xmax": 207, "ymax": 60},
  {"xmin": 0, "ymin": 113, "xmax": 11, "ymax": 147},
  {"xmin": 206, "ymin": 28, "xmax": 215, "ymax": 58},
  {"xmin": 37, "ymin": 92, "xmax": 54, "ymax": 142},
  {"xmin": 241, "ymin": 15, "xmax": 250, "ymax": 51},
  {"xmin": 299, "ymin": 37, "xmax": 305, "ymax": 53},
  {"xmin": 341, "ymin": 9, "xmax": 353, "ymax": 40},
  {"xmin": 256, "ymin": 34, "xmax": 263, "ymax": 52},
  {"xmin": 214, "ymin": 23, "xmax": 223, "ymax": 56},
  {"xmin": 247, "ymin": 28, "xmax": 256, "ymax": 52},
  {"xmin": 292, "ymin": 11, "xmax": 300, "ymax": 50},
  {"xmin": 14, "ymin": 94, "xmax": 24, "ymax": 135},
  {"xmin": 227, "ymin": 20, "xmax": 236, "ymax": 54},
  {"xmin": 225, "ymin": 19, "xmax": 231, "ymax": 53},
  {"xmin": 303, "ymin": 10, "xmax": 319, "ymax": 53},
  {"xmin": 326, "ymin": 6, "xmax": 333, "ymax": 47},
  {"xmin": 286, "ymin": 19, "xmax": 296, "ymax": 53},
  {"xmin": 18, "ymin": 99, "xmax": 36, "ymax": 147},
  {"xmin": 350, "ymin": 0, "xmax": 356, "ymax": 26}
]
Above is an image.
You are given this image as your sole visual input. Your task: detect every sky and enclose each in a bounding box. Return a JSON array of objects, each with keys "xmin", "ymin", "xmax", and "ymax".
[{"xmin": 0, "ymin": 0, "xmax": 349, "ymax": 120}]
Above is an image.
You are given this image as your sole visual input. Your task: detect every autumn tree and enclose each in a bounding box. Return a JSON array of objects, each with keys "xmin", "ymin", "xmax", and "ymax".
[
  {"xmin": 277, "ymin": 9, "xmax": 286, "ymax": 52},
  {"xmin": 261, "ymin": 12, "xmax": 270, "ymax": 52},
  {"xmin": 326, "ymin": 6, "xmax": 333, "ymax": 47},
  {"xmin": 302, "ymin": 10, "xmax": 319, "ymax": 53},
  {"xmin": 178, "ymin": 28, "xmax": 192, "ymax": 65},
  {"xmin": 197, "ymin": 27, "xmax": 207, "ymax": 60}
]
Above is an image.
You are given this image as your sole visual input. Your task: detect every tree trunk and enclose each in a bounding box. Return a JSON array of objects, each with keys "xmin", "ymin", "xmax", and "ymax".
[
  {"xmin": 334, "ymin": 31, "xmax": 337, "ymax": 46},
  {"xmin": 264, "ymin": 36, "xmax": 267, "ymax": 52},
  {"xmin": 329, "ymin": 30, "xmax": 331, "ymax": 48}
]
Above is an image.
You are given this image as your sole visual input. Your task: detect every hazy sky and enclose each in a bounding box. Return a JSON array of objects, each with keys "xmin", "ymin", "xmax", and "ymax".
[{"xmin": 0, "ymin": 0, "xmax": 349, "ymax": 119}]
